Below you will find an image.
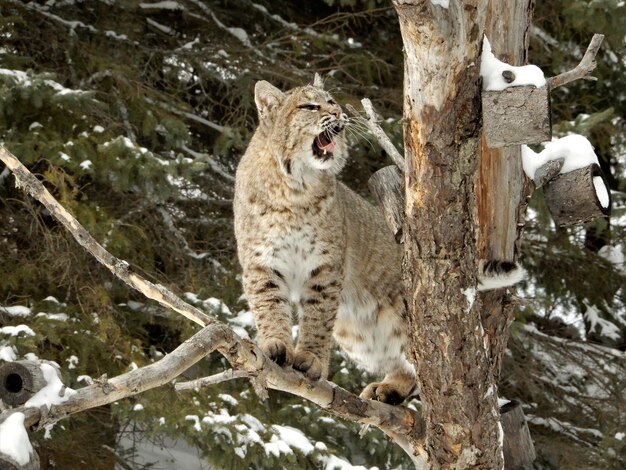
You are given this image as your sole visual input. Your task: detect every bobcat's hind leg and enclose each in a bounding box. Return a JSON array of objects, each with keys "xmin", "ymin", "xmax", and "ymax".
[{"xmin": 360, "ymin": 366, "xmax": 417, "ymax": 405}]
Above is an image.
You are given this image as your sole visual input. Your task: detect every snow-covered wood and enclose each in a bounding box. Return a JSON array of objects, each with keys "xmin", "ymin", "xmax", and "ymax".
[
  {"xmin": 368, "ymin": 165, "xmax": 404, "ymax": 243},
  {"xmin": 500, "ymin": 400, "xmax": 535, "ymax": 469},
  {"xmin": 0, "ymin": 361, "xmax": 46, "ymax": 406},
  {"xmin": 482, "ymin": 85, "xmax": 552, "ymax": 148},
  {"xmin": 543, "ymin": 163, "xmax": 611, "ymax": 226}
]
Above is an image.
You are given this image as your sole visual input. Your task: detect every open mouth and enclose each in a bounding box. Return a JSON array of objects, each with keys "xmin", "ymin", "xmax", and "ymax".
[{"xmin": 312, "ymin": 123, "xmax": 343, "ymax": 161}]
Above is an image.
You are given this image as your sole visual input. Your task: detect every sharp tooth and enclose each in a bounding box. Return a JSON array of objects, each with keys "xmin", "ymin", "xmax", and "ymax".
[{"xmin": 323, "ymin": 149, "xmax": 327, "ymax": 155}]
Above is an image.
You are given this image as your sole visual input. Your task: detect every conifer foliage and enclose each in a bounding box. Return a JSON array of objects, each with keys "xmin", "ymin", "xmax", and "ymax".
[{"xmin": 0, "ymin": 1, "xmax": 624, "ymax": 468}]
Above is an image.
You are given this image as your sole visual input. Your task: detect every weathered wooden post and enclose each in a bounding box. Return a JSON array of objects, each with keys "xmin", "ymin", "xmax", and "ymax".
[
  {"xmin": 543, "ymin": 163, "xmax": 611, "ymax": 225},
  {"xmin": 0, "ymin": 361, "xmax": 47, "ymax": 406},
  {"xmin": 482, "ymin": 83, "xmax": 552, "ymax": 148},
  {"xmin": 369, "ymin": 165, "xmax": 404, "ymax": 243}
]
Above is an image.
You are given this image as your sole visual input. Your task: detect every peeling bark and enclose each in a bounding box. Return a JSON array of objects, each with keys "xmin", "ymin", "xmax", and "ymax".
[{"xmin": 394, "ymin": 0, "xmax": 535, "ymax": 467}]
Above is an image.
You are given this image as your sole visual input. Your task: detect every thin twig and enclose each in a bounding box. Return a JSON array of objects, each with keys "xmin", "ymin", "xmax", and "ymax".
[
  {"xmin": 347, "ymin": 99, "xmax": 405, "ymax": 171},
  {"xmin": 547, "ymin": 34, "xmax": 604, "ymax": 89},
  {"xmin": 175, "ymin": 369, "xmax": 249, "ymax": 391}
]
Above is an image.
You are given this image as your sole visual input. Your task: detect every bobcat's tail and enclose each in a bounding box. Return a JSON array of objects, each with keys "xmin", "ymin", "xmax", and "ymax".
[{"xmin": 477, "ymin": 260, "xmax": 525, "ymax": 292}]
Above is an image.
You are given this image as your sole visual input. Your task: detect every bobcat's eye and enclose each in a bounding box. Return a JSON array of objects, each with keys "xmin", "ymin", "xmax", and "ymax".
[
  {"xmin": 327, "ymin": 99, "xmax": 336, "ymax": 105},
  {"xmin": 298, "ymin": 104, "xmax": 321, "ymax": 111}
]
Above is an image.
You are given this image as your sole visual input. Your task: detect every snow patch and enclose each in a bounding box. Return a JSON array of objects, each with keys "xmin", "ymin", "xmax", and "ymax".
[
  {"xmin": 430, "ymin": 0, "xmax": 449, "ymax": 8},
  {"xmin": 521, "ymin": 134, "xmax": 600, "ymax": 180},
  {"xmin": 133, "ymin": 404, "xmax": 144, "ymax": 411},
  {"xmin": 593, "ymin": 176, "xmax": 610, "ymax": 208},
  {"xmin": 24, "ymin": 363, "xmax": 76, "ymax": 409},
  {"xmin": 0, "ymin": 345, "xmax": 17, "ymax": 362},
  {"xmin": 36, "ymin": 312, "xmax": 69, "ymax": 321},
  {"xmin": 185, "ymin": 415, "xmax": 202, "ymax": 432},
  {"xmin": 481, "ymin": 36, "xmax": 546, "ymax": 91},
  {"xmin": 0, "ymin": 325, "xmax": 36, "ymax": 337},
  {"xmin": 0, "ymin": 305, "xmax": 31, "ymax": 317},
  {"xmin": 66, "ymin": 355, "xmax": 79, "ymax": 369},
  {"xmin": 80, "ymin": 160, "xmax": 93, "ymax": 170},
  {"xmin": 0, "ymin": 413, "xmax": 34, "ymax": 466},
  {"xmin": 584, "ymin": 303, "xmax": 621, "ymax": 341},
  {"xmin": 270, "ymin": 425, "xmax": 315, "ymax": 455}
]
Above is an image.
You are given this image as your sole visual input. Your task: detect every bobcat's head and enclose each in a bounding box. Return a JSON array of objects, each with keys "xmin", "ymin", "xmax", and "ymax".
[{"xmin": 254, "ymin": 79, "xmax": 348, "ymax": 183}]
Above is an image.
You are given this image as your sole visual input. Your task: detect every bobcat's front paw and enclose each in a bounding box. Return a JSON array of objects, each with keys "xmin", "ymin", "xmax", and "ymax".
[
  {"xmin": 293, "ymin": 350, "xmax": 323, "ymax": 381},
  {"xmin": 261, "ymin": 338, "xmax": 293, "ymax": 366},
  {"xmin": 360, "ymin": 382, "xmax": 407, "ymax": 405}
]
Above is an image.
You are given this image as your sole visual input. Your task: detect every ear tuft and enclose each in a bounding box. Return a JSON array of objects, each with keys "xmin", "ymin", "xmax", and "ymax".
[
  {"xmin": 254, "ymin": 81, "xmax": 284, "ymax": 117},
  {"xmin": 313, "ymin": 73, "xmax": 324, "ymax": 89}
]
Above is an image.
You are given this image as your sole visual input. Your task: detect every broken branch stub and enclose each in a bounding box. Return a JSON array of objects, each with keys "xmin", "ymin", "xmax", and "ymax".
[
  {"xmin": 0, "ymin": 361, "xmax": 47, "ymax": 406},
  {"xmin": 482, "ymin": 85, "xmax": 552, "ymax": 148},
  {"xmin": 368, "ymin": 165, "xmax": 404, "ymax": 243},
  {"xmin": 500, "ymin": 400, "xmax": 536, "ymax": 469},
  {"xmin": 543, "ymin": 164, "xmax": 611, "ymax": 226}
]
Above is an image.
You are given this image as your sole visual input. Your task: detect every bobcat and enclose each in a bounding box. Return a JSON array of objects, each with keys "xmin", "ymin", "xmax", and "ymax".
[{"xmin": 233, "ymin": 78, "xmax": 523, "ymax": 404}]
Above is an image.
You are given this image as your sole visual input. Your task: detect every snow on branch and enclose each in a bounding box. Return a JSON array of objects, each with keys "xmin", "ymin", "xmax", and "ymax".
[
  {"xmin": 0, "ymin": 146, "xmax": 426, "ymax": 454},
  {"xmin": 547, "ymin": 34, "xmax": 604, "ymax": 89}
]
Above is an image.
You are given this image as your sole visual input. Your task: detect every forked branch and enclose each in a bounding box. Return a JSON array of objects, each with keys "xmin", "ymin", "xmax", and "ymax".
[{"xmin": 547, "ymin": 34, "xmax": 604, "ymax": 89}]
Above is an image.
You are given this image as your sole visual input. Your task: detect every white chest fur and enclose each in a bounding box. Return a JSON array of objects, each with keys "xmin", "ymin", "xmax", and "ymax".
[{"xmin": 260, "ymin": 225, "xmax": 323, "ymax": 305}]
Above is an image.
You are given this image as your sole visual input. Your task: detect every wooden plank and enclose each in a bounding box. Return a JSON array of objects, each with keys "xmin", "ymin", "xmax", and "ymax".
[{"xmin": 483, "ymin": 85, "xmax": 552, "ymax": 148}]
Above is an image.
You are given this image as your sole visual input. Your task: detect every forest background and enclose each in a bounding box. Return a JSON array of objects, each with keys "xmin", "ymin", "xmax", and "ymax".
[{"xmin": 0, "ymin": 0, "xmax": 624, "ymax": 468}]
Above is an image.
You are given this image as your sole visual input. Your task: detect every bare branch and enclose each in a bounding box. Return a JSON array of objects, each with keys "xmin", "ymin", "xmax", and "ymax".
[
  {"xmin": 347, "ymin": 100, "xmax": 405, "ymax": 171},
  {"xmin": 547, "ymin": 34, "xmax": 604, "ymax": 89},
  {"xmin": 175, "ymin": 369, "xmax": 249, "ymax": 391},
  {"xmin": 0, "ymin": 323, "xmax": 234, "ymax": 429}
]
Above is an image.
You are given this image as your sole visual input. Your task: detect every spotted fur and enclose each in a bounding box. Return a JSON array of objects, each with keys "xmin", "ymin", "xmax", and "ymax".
[{"xmin": 233, "ymin": 80, "xmax": 415, "ymax": 403}]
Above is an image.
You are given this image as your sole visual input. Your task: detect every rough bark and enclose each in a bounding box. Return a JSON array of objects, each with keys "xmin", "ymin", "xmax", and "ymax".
[
  {"xmin": 395, "ymin": 0, "xmax": 535, "ymax": 468},
  {"xmin": 482, "ymin": 85, "xmax": 551, "ymax": 148},
  {"xmin": 369, "ymin": 165, "xmax": 404, "ymax": 242},
  {"xmin": 543, "ymin": 163, "xmax": 611, "ymax": 226}
]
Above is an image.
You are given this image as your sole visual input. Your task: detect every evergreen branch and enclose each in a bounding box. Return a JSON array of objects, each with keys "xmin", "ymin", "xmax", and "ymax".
[
  {"xmin": 547, "ymin": 34, "xmax": 604, "ymax": 89},
  {"xmin": 0, "ymin": 146, "xmax": 426, "ymax": 452},
  {"xmin": 0, "ymin": 146, "xmax": 213, "ymax": 328}
]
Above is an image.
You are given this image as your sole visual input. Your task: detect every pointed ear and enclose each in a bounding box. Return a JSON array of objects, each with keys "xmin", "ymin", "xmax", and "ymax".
[
  {"xmin": 254, "ymin": 81, "xmax": 284, "ymax": 117},
  {"xmin": 313, "ymin": 73, "xmax": 324, "ymax": 89}
]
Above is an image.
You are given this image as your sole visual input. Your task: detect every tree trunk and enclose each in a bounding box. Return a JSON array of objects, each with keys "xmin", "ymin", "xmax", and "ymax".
[{"xmin": 394, "ymin": 1, "xmax": 534, "ymax": 467}]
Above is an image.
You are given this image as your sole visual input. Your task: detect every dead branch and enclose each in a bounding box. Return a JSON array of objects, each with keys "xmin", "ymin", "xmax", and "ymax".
[
  {"xmin": 0, "ymin": 323, "xmax": 236, "ymax": 430},
  {"xmin": 175, "ymin": 369, "xmax": 249, "ymax": 391},
  {"xmin": 347, "ymin": 100, "xmax": 405, "ymax": 171},
  {"xmin": 547, "ymin": 34, "xmax": 604, "ymax": 89},
  {"xmin": 0, "ymin": 146, "xmax": 425, "ymax": 449}
]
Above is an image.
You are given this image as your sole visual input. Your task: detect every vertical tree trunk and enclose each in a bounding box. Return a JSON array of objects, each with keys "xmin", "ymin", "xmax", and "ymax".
[{"xmin": 394, "ymin": 1, "xmax": 534, "ymax": 468}]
